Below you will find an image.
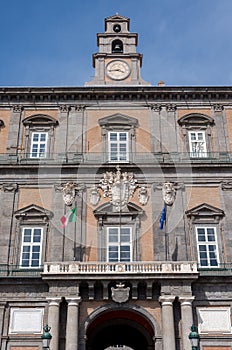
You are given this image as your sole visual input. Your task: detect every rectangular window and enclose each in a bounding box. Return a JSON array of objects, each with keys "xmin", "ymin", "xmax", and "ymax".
[
  {"xmin": 196, "ymin": 227, "xmax": 219, "ymax": 267},
  {"xmin": 108, "ymin": 132, "xmax": 128, "ymax": 162},
  {"xmin": 189, "ymin": 131, "xmax": 207, "ymax": 158},
  {"xmin": 107, "ymin": 227, "xmax": 132, "ymax": 262},
  {"xmin": 20, "ymin": 228, "xmax": 43, "ymax": 268},
  {"xmin": 30, "ymin": 132, "xmax": 48, "ymax": 158}
]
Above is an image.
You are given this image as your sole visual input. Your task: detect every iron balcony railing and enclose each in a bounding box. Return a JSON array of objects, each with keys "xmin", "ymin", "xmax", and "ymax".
[
  {"xmin": 1, "ymin": 152, "xmax": 232, "ymax": 165},
  {"xmin": 198, "ymin": 263, "xmax": 232, "ymax": 276},
  {"xmin": 0, "ymin": 264, "xmax": 43, "ymax": 277}
]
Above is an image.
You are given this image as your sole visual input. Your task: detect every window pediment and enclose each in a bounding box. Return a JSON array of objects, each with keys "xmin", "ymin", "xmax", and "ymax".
[
  {"xmin": 23, "ymin": 114, "xmax": 58, "ymax": 127},
  {"xmin": 94, "ymin": 202, "xmax": 143, "ymax": 218},
  {"xmin": 178, "ymin": 113, "xmax": 214, "ymax": 128},
  {"xmin": 186, "ymin": 203, "xmax": 224, "ymax": 222},
  {"xmin": 99, "ymin": 113, "xmax": 138, "ymax": 129},
  {"xmin": 15, "ymin": 204, "xmax": 53, "ymax": 221}
]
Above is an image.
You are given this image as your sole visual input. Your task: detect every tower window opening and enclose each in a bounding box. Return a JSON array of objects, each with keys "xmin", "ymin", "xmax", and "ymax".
[
  {"xmin": 113, "ymin": 24, "xmax": 121, "ymax": 33},
  {"xmin": 112, "ymin": 40, "xmax": 123, "ymax": 53}
]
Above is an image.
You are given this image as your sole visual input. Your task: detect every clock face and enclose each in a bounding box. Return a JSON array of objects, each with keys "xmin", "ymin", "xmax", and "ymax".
[{"xmin": 106, "ymin": 60, "xmax": 130, "ymax": 80}]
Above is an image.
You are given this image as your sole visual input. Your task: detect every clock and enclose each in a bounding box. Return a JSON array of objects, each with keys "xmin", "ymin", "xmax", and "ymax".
[{"xmin": 106, "ymin": 60, "xmax": 130, "ymax": 80}]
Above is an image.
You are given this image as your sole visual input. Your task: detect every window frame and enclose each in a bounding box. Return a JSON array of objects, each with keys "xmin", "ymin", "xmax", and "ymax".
[
  {"xmin": 99, "ymin": 113, "xmax": 138, "ymax": 164},
  {"xmin": 107, "ymin": 226, "xmax": 132, "ymax": 262},
  {"xmin": 196, "ymin": 226, "xmax": 219, "ymax": 268},
  {"xmin": 14, "ymin": 204, "xmax": 53, "ymax": 269},
  {"xmin": 188, "ymin": 130, "xmax": 207, "ymax": 158},
  {"xmin": 108, "ymin": 131, "xmax": 129, "ymax": 163},
  {"xmin": 30, "ymin": 132, "xmax": 48, "ymax": 159},
  {"xmin": 23, "ymin": 114, "xmax": 58, "ymax": 159},
  {"xmin": 94, "ymin": 202, "xmax": 143, "ymax": 262},
  {"xmin": 178, "ymin": 113, "xmax": 214, "ymax": 158},
  {"xmin": 20, "ymin": 227, "xmax": 43, "ymax": 268}
]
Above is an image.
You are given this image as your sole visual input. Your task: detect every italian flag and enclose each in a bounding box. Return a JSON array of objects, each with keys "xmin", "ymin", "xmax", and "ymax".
[{"xmin": 60, "ymin": 207, "xmax": 77, "ymax": 228}]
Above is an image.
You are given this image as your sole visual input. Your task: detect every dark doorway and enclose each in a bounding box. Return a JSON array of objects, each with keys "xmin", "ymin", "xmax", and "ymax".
[{"xmin": 86, "ymin": 309, "xmax": 154, "ymax": 350}]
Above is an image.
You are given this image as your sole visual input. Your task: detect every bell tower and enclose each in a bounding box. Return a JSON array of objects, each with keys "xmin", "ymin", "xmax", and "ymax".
[{"xmin": 85, "ymin": 14, "xmax": 150, "ymax": 86}]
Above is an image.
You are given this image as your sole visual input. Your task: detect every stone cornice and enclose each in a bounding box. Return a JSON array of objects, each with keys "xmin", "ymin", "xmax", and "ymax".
[{"xmin": 1, "ymin": 86, "xmax": 232, "ymax": 105}]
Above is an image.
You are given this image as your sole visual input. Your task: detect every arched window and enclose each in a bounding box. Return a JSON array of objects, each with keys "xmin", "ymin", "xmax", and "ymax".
[
  {"xmin": 178, "ymin": 113, "xmax": 214, "ymax": 158},
  {"xmin": 23, "ymin": 114, "xmax": 58, "ymax": 159},
  {"xmin": 112, "ymin": 39, "xmax": 123, "ymax": 53}
]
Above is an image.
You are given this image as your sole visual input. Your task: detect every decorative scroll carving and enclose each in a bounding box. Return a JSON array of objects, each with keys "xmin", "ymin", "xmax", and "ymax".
[
  {"xmin": 12, "ymin": 105, "xmax": 23, "ymax": 113},
  {"xmin": 75, "ymin": 105, "xmax": 85, "ymax": 112},
  {"xmin": 100, "ymin": 166, "xmax": 138, "ymax": 211},
  {"xmin": 150, "ymin": 104, "xmax": 162, "ymax": 112},
  {"xmin": 166, "ymin": 104, "xmax": 177, "ymax": 112},
  {"xmin": 91, "ymin": 166, "xmax": 149, "ymax": 210},
  {"xmin": 138, "ymin": 186, "xmax": 149, "ymax": 205},
  {"xmin": 221, "ymin": 181, "xmax": 232, "ymax": 191},
  {"xmin": 59, "ymin": 105, "xmax": 71, "ymax": 113},
  {"xmin": 213, "ymin": 104, "xmax": 224, "ymax": 112},
  {"xmin": 89, "ymin": 186, "xmax": 101, "ymax": 206},
  {"xmin": 55, "ymin": 182, "xmax": 84, "ymax": 206},
  {"xmin": 1, "ymin": 183, "xmax": 18, "ymax": 192},
  {"xmin": 162, "ymin": 182, "xmax": 176, "ymax": 205},
  {"xmin": 111, "ymin": 282, "xmax": 130, "ymax": 303}
]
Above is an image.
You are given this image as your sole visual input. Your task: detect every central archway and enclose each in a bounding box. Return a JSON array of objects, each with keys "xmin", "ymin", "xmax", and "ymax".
[{"xmin": 86, "ymin": 308, "xmax": 155, "ymax": 350}]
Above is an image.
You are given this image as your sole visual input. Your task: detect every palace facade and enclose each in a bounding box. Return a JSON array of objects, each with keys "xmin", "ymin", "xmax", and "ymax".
[{"xmin": 0, "ymin": 13, "xmax": 232, "ymax": 350}]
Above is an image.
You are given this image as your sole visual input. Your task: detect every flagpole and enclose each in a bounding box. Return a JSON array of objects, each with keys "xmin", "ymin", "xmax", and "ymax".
[
  {"xmin": 74, "ymin": 200, "xmax": 77, "ymax": 261},
  {"xmin": 165, "ymin": 205, "xmax": 168, "ymax": 261},
  {"xmin": 164, "ymin": 205, "xmax": 169, "ymax": 261}
]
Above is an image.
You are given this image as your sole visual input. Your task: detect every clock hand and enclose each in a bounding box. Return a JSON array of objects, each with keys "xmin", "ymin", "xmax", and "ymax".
[{"xmin": 109, "ymin": 68, "xmax": 125, "ymax": 73}]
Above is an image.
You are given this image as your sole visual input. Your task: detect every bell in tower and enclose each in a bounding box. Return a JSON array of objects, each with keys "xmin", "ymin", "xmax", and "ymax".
[{"xmin": 85, "ymin": 14, "xmax": 151, "ymax": 86}]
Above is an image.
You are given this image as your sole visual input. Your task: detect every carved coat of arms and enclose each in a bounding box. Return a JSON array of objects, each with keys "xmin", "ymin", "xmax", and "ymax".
[
  {"xmin": 162, "ymin": 182, "xmax": 176, "ymax": 206},
  {"xmin": 89, "ymin": 165, "xmax": 148, "ymax": 210},
  {"xmin": 111, "ymin": 282, "xmax": 130, "ymax": 303}
]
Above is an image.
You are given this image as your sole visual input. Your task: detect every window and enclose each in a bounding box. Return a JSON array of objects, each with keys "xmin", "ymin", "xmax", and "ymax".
[
  {"xmin": 196, "ymin": 227, "xmax": 219, "ymax": 267},
  {"xmin": 99, "ymin": 113, "xmax": 138, "ymax": 163},
  {"xmin": 20, "ymin": 227, "xmax": 43, "ymax": 267},
  {"xmin": 23, "ymin": 114, "xmax": 58, "ymax": 159},
  {"xmin": 14, "ymin": 204, "xmax": 53, "ymax": 268},
  {"xmin": 30, "ymin": 132, "xmax": 48, "ymax": 158},
  {"xmin": 109, "ymin": 132, "xmax": 128, "ymax": 162},
  {"xmin": 107, "ymin": 227, "xmax": 132, "ymax": 262},
  {"xmin": 178, "ymin": 113, "xmax": 214, "ymax": 158},
  {"xmin": 189, "ymin": 131, "xmax": 207, "ymax": 158},
  {"xmin": 94, "ymin": 202, "xmax": 143, "ymax": 262},
  {"xmin": 112, "ymin": 39, "xmax": 123, "ymax": 53},
  {"xmin": 186, "ymin": 203, "xmax": 224, "ymax": 268}
]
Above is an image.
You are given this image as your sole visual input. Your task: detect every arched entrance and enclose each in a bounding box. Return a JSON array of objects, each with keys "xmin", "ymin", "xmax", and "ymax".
[{"xmin": 86, "ymin": 309, "xmax": 155, "ymax": 350}]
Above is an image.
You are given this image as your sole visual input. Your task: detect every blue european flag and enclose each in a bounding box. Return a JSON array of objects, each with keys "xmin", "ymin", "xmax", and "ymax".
[{"xmin": 159, "ymin": 203, "xmax": 166, "ymax": 230}]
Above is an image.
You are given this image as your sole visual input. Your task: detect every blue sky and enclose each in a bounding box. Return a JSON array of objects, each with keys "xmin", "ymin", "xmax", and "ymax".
[{"xmin": 0, "ymin": 0, "xmax": 232, "ymax": 87}]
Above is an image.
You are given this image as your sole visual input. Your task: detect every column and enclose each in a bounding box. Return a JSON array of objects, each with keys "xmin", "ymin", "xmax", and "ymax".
[
  {"xmin": 47, "ymin": 298, "xmax": 61, "ymax": 350},
  {"xmin": 66, "ymin": 298, "xmax": 81, "ymax": 350},
  {"xmin": 159, "ymin": 296, "xmax": 176, "ymax": 350},
  {"xmin": 179, "ymin": 296, "xmax": 195, "ymax": 350}
]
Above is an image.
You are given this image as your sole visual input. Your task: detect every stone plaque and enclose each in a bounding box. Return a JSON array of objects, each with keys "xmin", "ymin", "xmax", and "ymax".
[{"xmin": 9, "ymin": 308, "xmax": 44, "ymax": 334}]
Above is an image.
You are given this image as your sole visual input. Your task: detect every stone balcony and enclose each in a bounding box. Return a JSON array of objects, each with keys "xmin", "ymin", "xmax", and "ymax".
[{"xmin": 42, "ymin": 261, "xmax": 198, "ymax": 281}]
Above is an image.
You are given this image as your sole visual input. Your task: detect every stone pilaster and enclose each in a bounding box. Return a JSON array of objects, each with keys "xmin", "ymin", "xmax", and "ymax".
[
  {"xmin": 7, "ymin": 105, "xmax": 24, "ymax": 154},
  {"xmin": 179, "ymin": 296, "xmax": 195, "ymax": 350},
  {"xmin": 159, "ymin": 295, "xmax": 176, "ymax": 350},
  {"xmin": 66, "ymin": 297, "xmax": 81, "ymax": 350},
  {"xmin": 47, "ymin": 298, "xmax": 61, "ymax": 350}
]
